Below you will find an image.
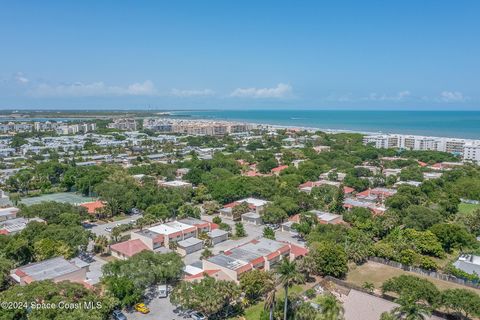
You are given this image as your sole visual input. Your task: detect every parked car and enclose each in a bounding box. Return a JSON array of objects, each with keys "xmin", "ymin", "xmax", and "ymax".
[
  {"xmin": 112, "ymin": 310, "xmax": 127, "ymax": 320},
  {"xmin": 190, "ymin": 312, "xmax": 206, "ymax": 320},
  {"xmin": 158, "ymin": 284, "xmax": 168, "ymax": 298},
  {"xmin": 134, "ymin": 303, "xmax": 150, "ymax": 314},
  {"xmin": 105, "ymin": 227, "xmax": 112, "ymax": 232}
]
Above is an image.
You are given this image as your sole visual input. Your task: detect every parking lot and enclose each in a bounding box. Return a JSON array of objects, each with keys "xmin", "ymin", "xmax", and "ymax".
[{"xmin": 124, "ymin": 295, "xmax": 182, "ymax": 320}]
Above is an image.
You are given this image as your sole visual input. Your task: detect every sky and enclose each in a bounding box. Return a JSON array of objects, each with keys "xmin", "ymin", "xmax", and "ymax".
[{"xmin": 0, "ymin": 1, "xmax": 479, "ymax": 110}]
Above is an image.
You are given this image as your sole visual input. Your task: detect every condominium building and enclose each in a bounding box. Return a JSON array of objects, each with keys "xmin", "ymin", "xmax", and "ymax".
[
  {"xmin": 143, "ymin": 118, "xmax": 251, "ymax": 136},
  {"xmin": 363, "ymin": 134, "xmax": 480, "ymax": 162},
  {"xmin": 185, "ymin": 238, "xmax": 308, "ymax": 283},
  {"xmin": 108, "ymin": 118, "xmax": 137, "ymax": 131}
]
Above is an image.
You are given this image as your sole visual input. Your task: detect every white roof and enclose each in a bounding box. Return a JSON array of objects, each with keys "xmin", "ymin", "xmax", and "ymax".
[
  {"xmin": 184, "ymin": 264, "xmax": 203, "ymax": 276},
  {"xmin": 0, "ymin": 207, "xmax": 19, "ymax": 217},
  {"xmin": 148, "ymin": 221, "xmax": 193, "ymax": 235},
  {"xmin": 238, "ymin": 197, "xmax": 269, "ymax": 207},
  {"xmin": 161, "ymin": 180, "xmax": 191, "ymax": 187}
]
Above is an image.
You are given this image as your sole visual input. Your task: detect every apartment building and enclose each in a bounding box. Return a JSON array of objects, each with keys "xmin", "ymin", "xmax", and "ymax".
[
  {"xmin": 142, "ymin": 118, "xmax": 251, "ymax": 136},
  {"xmin": 130, "ymin": 218, "xmax": 216, "ymax": 249},
  {"xmin": 11, "ymin": 257, "xmax": 88, "ymax": 285},
  {"xmin": 186, "ymin": 238, "xmax": 308, "ymax": 283},
  {"xmin": 363, "ymin": 134, "xmax": 480, "ymax": 162},
  {"xmin": 108, "ymin": 118, "xmax": 137, "ymax": 131}
]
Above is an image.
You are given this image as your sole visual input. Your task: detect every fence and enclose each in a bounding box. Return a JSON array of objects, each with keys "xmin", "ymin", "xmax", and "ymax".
[{"xmin": 369, "ymin": 257, "xmax": 480, "ymax": 290}]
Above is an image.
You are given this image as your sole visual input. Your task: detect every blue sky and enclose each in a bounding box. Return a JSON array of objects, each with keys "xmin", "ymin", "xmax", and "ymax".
[{"xmin": 0, "ymin": 1, "xmax": 479, "ymax": 110}]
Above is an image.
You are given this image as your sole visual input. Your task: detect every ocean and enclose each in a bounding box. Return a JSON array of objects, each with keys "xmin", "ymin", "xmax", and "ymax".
[{"xmin": 172, "ymin": 110, "xmax": 480, "ymax": 139}]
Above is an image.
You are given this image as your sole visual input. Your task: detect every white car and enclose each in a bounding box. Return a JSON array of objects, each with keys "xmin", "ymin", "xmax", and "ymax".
[
  {"xmin": 191, "ymin": 312, "xmax": 206, "ymax": 320},
  {"xmin": 105, "ymin": 227, "xmax": 112, "ymax": 232}
]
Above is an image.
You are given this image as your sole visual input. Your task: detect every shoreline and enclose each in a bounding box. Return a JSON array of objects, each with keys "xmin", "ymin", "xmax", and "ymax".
[{"xmin": 168, "ymin": 115, "xmax": 479, "ymax": 141}]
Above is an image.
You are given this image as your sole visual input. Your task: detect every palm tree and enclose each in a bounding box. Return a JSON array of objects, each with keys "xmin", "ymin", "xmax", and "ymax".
[
  {"xmin": 317, "ymin": 293, "xmax": 344, "ymax": 320},
  {"xmin": 264, "ymin": 286, "xmax": 276, "ymax": 320},
  {"xmin": 278, "ymin": 259, "xmax": 305, "ymax": 320},
  {"xmin": 295, "ymin": 302, "xmax": 320, "ymax": 320},
  {"xmin": 391, "ymin": 295, "xmax": 431, "ymax": 320}
]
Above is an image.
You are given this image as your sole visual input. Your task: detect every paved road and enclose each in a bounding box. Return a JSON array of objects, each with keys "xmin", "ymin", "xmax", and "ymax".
[{"xmin": 89, "ymin": 214, "xmax": 142, "ymax": 236}]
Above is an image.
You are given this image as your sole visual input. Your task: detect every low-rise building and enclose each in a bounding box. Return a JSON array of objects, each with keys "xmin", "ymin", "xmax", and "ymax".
[
  {"xmin": 0, "ymin": 207, "xmax": 19, "ymax": 222},
  {"xmin": 176, "ymin": 237, "xmax": 203, "ymax": 256},
  {"xmin": 159, "ymin": 180, "xmax": 193, "ymax": 188},
  {"xmin": 11, "ymin": 257, "xmax": 87, "ymax": 285},
  {"xmin": 110, "ymin": 239, "xmax": 150, "ymax": 260},
  {"xmin": 186, "ymin": 238, "xmax": 308, "ymax": 283},
  {"xmin": 207, "ymin": 229, "xmax": 229, "ymax": 245},
  {"xmin": 453, "ymin": 254, "xmax": 480, "ymax": 276},
  {"xmin": 241, "ymin": 211, "xmax": 263, "ymax": 225}
]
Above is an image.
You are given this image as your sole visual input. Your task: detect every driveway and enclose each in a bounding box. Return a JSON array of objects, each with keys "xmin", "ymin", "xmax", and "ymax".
[{"xmin": 85, "ymin": 256, "xmax": 107, "ymax": 285}]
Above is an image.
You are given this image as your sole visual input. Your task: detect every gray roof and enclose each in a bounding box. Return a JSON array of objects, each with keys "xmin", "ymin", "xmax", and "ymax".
[
  {"xmin": 228, "ymin": 247, "xmax": 262, "ymax": 262},
  {"xmin": 207, "ymin": 254, "xmax": 247, "ymax": 271},
  {"xmin": 344, "ymin": 290, "xmax": 443, "ymax": 320},
  {"xmin": 242, "ymin": 211, "xmax": 261, "ymax": 219},
  {"xmin": 16, "ymin": 257, "xmax": 80, "ymax": 281},
  {"xmin": 178, "ymin": 217, "xmax": 205, "ymax": 226},
  {"xmin": 135, "ymin": 229, "xmax": 161, "ymax": 239},
  {"xmin": 207, "ymin": 229, "xmax": 228, "ymax": 238},
  {"xmin": 177, "ymin": 237, "xmax": 203, "ymax": 248},
  {"xmin": 453, "ymin": 255, "xmax": 480, "ymax": 275}
]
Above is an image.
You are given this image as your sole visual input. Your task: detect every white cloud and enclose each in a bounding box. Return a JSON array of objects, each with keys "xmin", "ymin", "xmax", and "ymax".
[
  {"xmin": 364, "ymin": 90, "xmax": 411, "ymax": 102},
  {"xmin": 230, "ymin": 83, "xmax": 292, "ymax": 99},
  {"xmin": 14, "ymin": 72, "xmax": 29, "ymax": 84},
  {"xmin": 170, "ymin": 88, "xmax": 215, "ymax": 97},
  {"xmin": 439, "ymin": 91, "xmax": 466, "ymax": 102},
  {"xmin": 28, "ymin": 80, "xmax": 157, "ymax": 97}
]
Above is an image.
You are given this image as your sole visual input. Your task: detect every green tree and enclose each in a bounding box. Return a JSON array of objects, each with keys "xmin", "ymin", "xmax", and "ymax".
[
  {"xmin": 145, "ymin": 204, "xmax": 170, "ymax": 222},
  {"xmin": 170, "ymin": 276, "xmax": 241, "ymax": 318},
  {"xmin": 0, "ymin": 257, "xmax": 13, "ymax": 290},
  {"xmin": 200, "ymin": 248, "xmax": 213, "ymax": 260},
  {"xmin": 0, "ymin": 280, "xmax": 116, "ymax": 319},
  {"xmin": 381, "ymin": 275, "xmax": 439, "ymax": 307},
  {"xmin": 94, "ymin": 235, "xmax": 109, "ymax": 255},
  {"xmin": 240, "ymin": 270, "xmax": 275, "ymax": 303},
  {"xmin": 235, "ymin": 222, "xmax": 247, "ymax": 237},
  {"xmin": 294, "ymin": 301, "xmax": 320, "ymax": 320},
  {"xmin": 310, "ymin": 241, "xmax": 348, "ymax": 278},
  {"xmin": 429, "ymin": 223, "xmax": 476, "ymax": 253},
  {"xmin": 177, "ymin": 204, "xmax": 201, "ymax": 219},
  {"xmin": 440, "ymin": 288, "xmax": 480, "ymax": 319},
  {"xmin": 390, "ymin": 294, "xmax": 432, "ymax": 320},
  {"xmin": 263, "ymin": 226, "xmax": 276, "ymax": 240},
  {"xmin": 317, "ymin": 293, "xmax": 344, "ymax": 320},
  {"xmin": 278, "ymin": 259, "xmax": 304, "ymax": 320},
  {"xmin": 232, "ymin": 202, "xmax": 251, "ymax": 220}
]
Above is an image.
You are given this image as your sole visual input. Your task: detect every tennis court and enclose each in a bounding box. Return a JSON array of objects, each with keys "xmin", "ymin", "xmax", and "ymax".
[{"xmin": 20, "ymin": 192, "xmax": 95, "ymax": 206}]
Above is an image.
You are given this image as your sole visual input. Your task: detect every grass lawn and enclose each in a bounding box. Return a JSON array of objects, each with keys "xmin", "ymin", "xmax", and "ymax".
[
  {"xmin": 346, "ymin": 261, "xmax": 480, "ymax": 294},
  {"xmin": 458, "ymin": 202, "xmax": 480, "ymax": 214},
  {"xmin": 242, "ymin": 284, "xmax": 306, "ymax": 320}
]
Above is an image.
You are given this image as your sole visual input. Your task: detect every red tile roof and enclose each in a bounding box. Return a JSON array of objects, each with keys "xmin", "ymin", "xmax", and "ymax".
[
  {"xmin": 0, "ymin": 229, "xmax": 8, "ymax": 235},
  {"xmin": 343, "ymin": 186, "xmax": 355, "ymax": 194},
  {"xmin": 289, "ymin": 244, "xmax": 309, "ymax": 257},
  {"xmin": 271, "ymin": 165, "xmax": 289, "ymax": 173},
  {"xmin": 110, "ymin": 239, "xmax": 149, "ymax": 258},
  {"xmin": 80, "ymin": 201, "xmax": 105, "ymax": 215}
]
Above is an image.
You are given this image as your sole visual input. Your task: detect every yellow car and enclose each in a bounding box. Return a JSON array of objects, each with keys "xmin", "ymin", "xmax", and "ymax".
[{"xmin": 134, "ymin": 303, "xmax": 150, "ymax": 314}]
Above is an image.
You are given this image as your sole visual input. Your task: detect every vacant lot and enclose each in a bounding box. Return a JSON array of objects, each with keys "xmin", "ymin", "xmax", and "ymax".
[{"xmin": 346, "ymin": 261, "xmax": 480, "ymax": 294}]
